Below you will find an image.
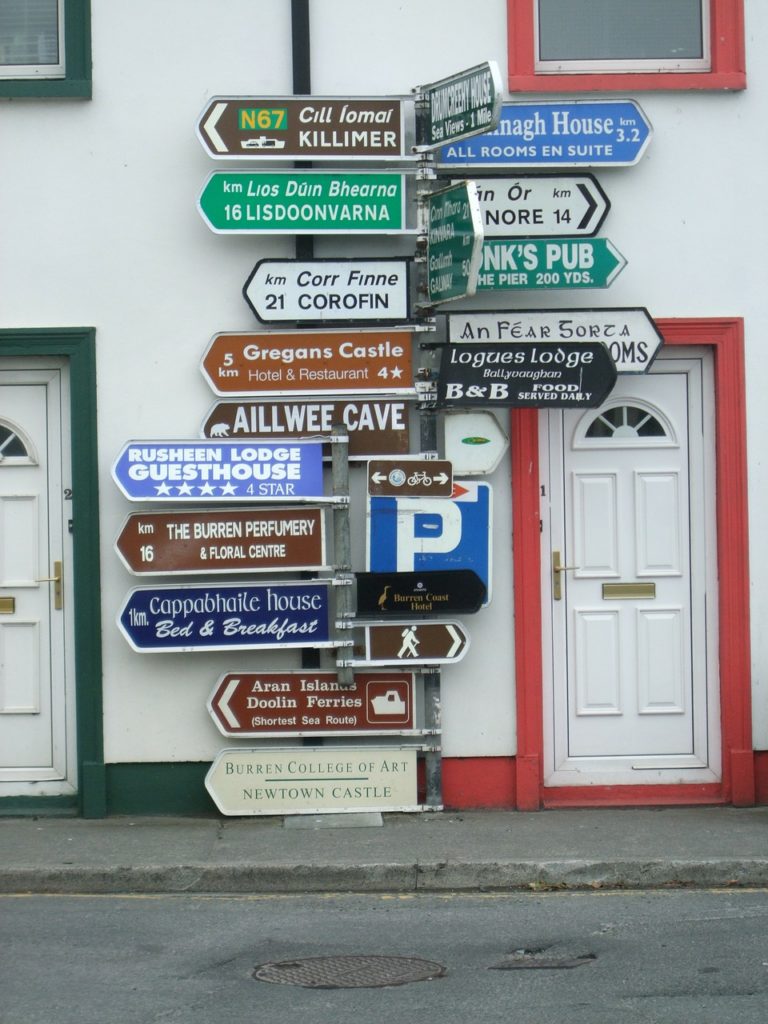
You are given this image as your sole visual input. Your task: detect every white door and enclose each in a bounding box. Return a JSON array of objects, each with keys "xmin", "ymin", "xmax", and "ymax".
[
  {"xmin": 0, "ymin": 365, "xmax": 76, "ymax": 795},
  {"xmin": 541, "ymin": 352, "xmax": 720, "ymax": 787}
]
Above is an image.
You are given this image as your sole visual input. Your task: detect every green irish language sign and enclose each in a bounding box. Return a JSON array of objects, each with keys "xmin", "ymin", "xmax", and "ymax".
[
  {"xmin": 426, "ymin": 181, "xmax": 484, "ymax": 304},
  {"xmin": 477, "ymin": 238, "xmax": 626, "ymax": 290},
  {"xmin": 197, "ymin": 171, "xmax": 408, "ymax": 234}
]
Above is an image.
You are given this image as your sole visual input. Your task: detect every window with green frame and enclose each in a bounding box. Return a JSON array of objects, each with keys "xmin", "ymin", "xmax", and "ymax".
[{"xmin": 0, "ymin": 0, "xmax": 90, "ymax": 98}]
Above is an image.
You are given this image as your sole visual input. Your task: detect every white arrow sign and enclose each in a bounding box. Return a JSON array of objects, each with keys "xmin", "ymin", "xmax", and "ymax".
[
  {"xmin": 457, "ymin": 174, "xmax": 610, "ymax": 237},
  {"xmin": 448, "ymin": 308, "xmax": 664, "ymax": 374},
  {"xmin": 243, "ymin": 258, "xmax": 411, "ymax": 324}
]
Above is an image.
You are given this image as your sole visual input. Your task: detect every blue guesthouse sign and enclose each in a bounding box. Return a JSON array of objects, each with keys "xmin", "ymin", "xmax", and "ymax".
[
  {"xmin": 118, "ymin": 581, "xmax": 334, "ymax": 653},
  {"xmin": 112, "ymin": 439, "xmax": 325, "ymax": 502},
  {"xmin": 436, "ymin": 100, "xmax": 652, "ymax": 168}
]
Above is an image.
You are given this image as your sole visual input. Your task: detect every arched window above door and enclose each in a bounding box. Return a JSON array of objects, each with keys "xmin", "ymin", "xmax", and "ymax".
[
  {"xmin": 0, "ymin": 420, "xmax": 37, "ymax": 463},
  {"xmin": 573, "ymin": 399, "xmax": 677, "ymax": 449}
]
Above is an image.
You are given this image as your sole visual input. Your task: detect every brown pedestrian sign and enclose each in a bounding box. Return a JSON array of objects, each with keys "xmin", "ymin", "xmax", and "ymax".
[
  {"xmin": 367, "ymin": 458, "xmax": 453, "ymax": 497},
  {"xmin": 200, "ymin": 329, "xmax": 416, "ymax": 398},
  {"xmin": 197, "ymin": 96, "xmax": 405, "ymax": 160},
  {"xmin": 353, "ymin": 620, "xmax": 470, "ymax": 666},
  {"xmin": 207, "ymin": 671, "xmax": 415, "ymax": 736},
  {"xmin": 202, "ymin": 398, "xmax": 411, "ymax": 459},
  {"xmin": 115, "ymin": 507, "xmax": 326, "ymax": 575}
]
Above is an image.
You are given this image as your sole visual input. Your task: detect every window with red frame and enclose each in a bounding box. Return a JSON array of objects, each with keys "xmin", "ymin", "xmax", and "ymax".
[{"xmin": 507, "ymin": 0, "xmax": 745, "ymax": 92}]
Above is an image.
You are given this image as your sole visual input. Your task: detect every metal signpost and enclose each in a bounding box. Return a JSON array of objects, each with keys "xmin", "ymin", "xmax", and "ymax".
[
  {"xmin": 436, "ymin": 341, "xmax": 618, "ymax": 409},
  {"xmin": 477, "ymin": 238, "xmax": 626, "ymax": 291},
  {"xmin": 200, "ymin": 329, "xmax": 416, "ymax": 398},
  {"xmin": 351, "ymin": 620, "xmax": 470, "ymax": 667},
  {"xmin": 117, "ymin": 581, "xmax": 336, "ymax": 653},
  {"xmin": 414, "ymin": 61, "xmax": 503, "ymax": 150},
  {"xmin": 424, "ymin": 180, "xmax": 484, "ymax": 305},
  {"xmin": 448, "ymin": 308, "xmax": 664, "ymax": 374},
  {"xmin": 114, "ymin": 507, "xmax": 327, "ymax": 575},
  {"xmin": 464, "ymin": 174, "xmax": 610, "ymax": 237},
  {"xmin": 197, "ymin": 170, "xmax": 410, "ymax": 235},
  {"xmin": 367, "ymin": 458, "xmax": 453, "ymax": 498},
  {"xmin": 201, "ymin": 398, "xmax": 412, "ymax": 458},
  {"xmin": 355, "ymin": 569, "xmax": 486, "ymax": 616},
  {"xmin": 112, "ymin": 439, "xmax": 329, "ymax": 503},
  {"xmin": 197, "ymin": 96, "xmax": 406, "ymax": 160},
  {"xmin": 207, "ymin": 671, "xmax": 416, "ymax": 736},
  {"xmin": 205, "ymin": 746, "xmax": 420, "ymax": 816},
  {"xmin": 243, "ymin": 258, "xmax": 412, "ymax": 325},
  {"xmin": 436, "ymin": 99, "xmax": 652, "ymax": 167}
]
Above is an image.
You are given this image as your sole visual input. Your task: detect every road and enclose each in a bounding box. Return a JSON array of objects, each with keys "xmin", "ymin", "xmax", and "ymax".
[{"xmin": 2, "ymin": 889, "xmax": 767, "ymax": 1024}]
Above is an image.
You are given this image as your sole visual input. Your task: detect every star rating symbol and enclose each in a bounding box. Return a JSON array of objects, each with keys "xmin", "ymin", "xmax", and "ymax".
[
  {"xmin": 176, "ymin": 482, "xmax": 194, "ymax": 496},
  {"xmin": 390, "ymin": 365, "xmax": 403, "ymax": 379},
  {"xmin": 198, "ymin": 482, "xmax": 216, "ymax": 496},
  {"xmin": 219, "ymin": 482, "xmax": 237, "ymax": 496},
  {"xmin": 154, "ymin": 482, "xmax": 172, "ymax": 496}
]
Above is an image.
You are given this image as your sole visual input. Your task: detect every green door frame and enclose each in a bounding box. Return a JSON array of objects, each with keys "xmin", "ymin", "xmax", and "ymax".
[{"xmin": 0, "ymin": 328, "xmax": 104, "ymax": 817}]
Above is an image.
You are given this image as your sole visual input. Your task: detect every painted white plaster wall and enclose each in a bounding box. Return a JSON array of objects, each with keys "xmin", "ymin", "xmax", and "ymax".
[{"xmin": 1, "ymin": 0, "xmax": 766, "ymax": 761}]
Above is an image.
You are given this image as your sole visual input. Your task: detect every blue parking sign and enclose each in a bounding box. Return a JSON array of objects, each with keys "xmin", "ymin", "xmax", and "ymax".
[{"xmin": 367, "ymin": 482, "xmax": 492, "ymax": 601}]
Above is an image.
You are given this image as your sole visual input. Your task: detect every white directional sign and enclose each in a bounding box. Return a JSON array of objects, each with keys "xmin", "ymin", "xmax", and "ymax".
[
  {"xmin": 243, "ymin": 258, "xmax": 411, "ymax": 324},
  {"xmin": 443, "ymin": 411, "xmax": 509, "ymax": 476},
  {"xmin": 447, "ymin": 308, "xmax": 664, "ymax": 374},
  {"xmin": 462, "ymin": 174, "xmax": 610, "ymax": 237}
]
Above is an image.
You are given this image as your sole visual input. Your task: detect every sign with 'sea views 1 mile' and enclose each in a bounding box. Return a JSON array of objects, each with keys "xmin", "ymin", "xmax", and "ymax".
[
  {"xmin": 415, "ymin": 61, "xmax": 503, "ymax": 150},
  {"xmin": 114, "ymin": 507, "xmax": 326, "ymax": 575},
  {"xmin": 197, "ymin": 96, "xmax": 405, "ymax": 160},
  {"xmin": 200, "ymin": 330, "xmax": 415, "ymax": 398},
  {"xmin": 207, "ymin": 672, "xmax": 415, "ymax": 737}
]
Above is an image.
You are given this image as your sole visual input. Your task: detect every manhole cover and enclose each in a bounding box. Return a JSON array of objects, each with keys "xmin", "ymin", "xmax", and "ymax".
[{"xmin": 254, "ymin": 954, "xmax": 446, "ymax": 989}]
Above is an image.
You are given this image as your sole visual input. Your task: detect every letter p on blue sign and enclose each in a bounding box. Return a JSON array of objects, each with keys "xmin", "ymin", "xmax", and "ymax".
[{"xmin": 366, "ymin": 482, "xmax": 492, "ymax": 602}]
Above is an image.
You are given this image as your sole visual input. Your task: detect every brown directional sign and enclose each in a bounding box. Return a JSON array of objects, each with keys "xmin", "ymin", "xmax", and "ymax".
[
  {"xmin": 197, "ymin": 96, "xmax": 405, "ymax": 160},
  {"xmin": 200, "ymin": 329, "xmax": 416, "ymax": 398},
  {"xmin": 207, "ymin": 671, "xmax": 414, "ymax": 736},
  {"xmin": 356, "ymin": 569, "xmax": 486, "ymax": 616},
  {"xmin": 367, "ymin": 458, "xmax": 453, "ymax": 497},
  {"xmin": 356, "ymin": 620, "xmax": 470, "ymax": 666},
  {"xmin": 115, "ymin": 507, "xmax": 326, "ymax": 576},
  {"xmin": 202, "ymin": 398, "xmax": 411, "ymax": 459}
]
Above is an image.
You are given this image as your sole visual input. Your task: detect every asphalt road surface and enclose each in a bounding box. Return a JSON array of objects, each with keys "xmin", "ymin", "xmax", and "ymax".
[{"xmin": 2, "ymin": 889, "xmax": 767, "ymax": 1024}]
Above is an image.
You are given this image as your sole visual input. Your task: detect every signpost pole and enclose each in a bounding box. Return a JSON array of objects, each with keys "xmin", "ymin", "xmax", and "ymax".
[{"xmin": 332, "ymin": 425, "xmax": 354, "ymax": 688}]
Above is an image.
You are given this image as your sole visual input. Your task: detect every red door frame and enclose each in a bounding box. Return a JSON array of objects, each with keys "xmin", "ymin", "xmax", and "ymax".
[{"xmin": 511, "ymin": 318, "xmax": 754, "ymax": 809}]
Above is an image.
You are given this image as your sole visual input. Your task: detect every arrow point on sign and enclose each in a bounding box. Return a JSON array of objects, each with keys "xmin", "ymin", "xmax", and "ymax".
[
  {"xmin": 446, "ymin": 623, "xmax": 462, "ymax": 659},
  {"xmin": 452, "ymin": 482, "xmax": 469, "ymax": 498},
  {"xmin": 218, "ymin": 677, "xmax": 241, "ymax": 729},
  {"xmin": 203, "ymin": 102, "xmax": 229, "ymax": 154},
  {"xmin": 576, "ymin": 182, "xmax": 598, "ymax": 231}
]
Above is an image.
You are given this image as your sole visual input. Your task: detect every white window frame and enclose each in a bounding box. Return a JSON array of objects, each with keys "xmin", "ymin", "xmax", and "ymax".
[
  {"xmin": 534, "ymin": 0, "xmax": 711, "ymax": 76},
  {"xmin": 0, "ymin": 0, "xmax": 65, "ymax": 81}
]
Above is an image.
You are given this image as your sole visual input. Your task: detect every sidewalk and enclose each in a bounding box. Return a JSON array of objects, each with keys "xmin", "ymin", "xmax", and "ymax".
[{"xmin": 1, "ymin": 806, "xmax": 766, "ymax": 895}]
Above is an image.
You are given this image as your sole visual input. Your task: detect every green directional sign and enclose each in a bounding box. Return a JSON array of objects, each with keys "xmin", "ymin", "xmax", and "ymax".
[
  {"xmin": 477, "ymin": 238, "xmax": 626, "ymax": 291},
  {"xmin": 425, "ymin": 180, "xmax": 484, "ymax": 305},
  {"xmin": 415, "ymin": 61, "xmax": 503, "ymax": 151},
  {"xmin": 197, "ymin": 170, "xmax": 408, "ymax": 234}
]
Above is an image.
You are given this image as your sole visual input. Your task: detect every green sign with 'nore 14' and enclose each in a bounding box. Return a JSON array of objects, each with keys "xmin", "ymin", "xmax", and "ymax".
[{"xmin": 197, "ymin": 170, "xmax": 408, "ymax": 234}]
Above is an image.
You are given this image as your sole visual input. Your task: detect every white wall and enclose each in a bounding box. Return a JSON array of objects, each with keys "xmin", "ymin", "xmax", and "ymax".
[{"xmin": 1, "ymin": 0, "xmax": 766, "ymax": 762}]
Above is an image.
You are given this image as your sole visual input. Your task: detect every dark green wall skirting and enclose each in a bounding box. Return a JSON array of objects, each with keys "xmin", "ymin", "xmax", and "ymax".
[{"xmin": 106, "ymin": 763, "xmax": 218, "ymax": 816}]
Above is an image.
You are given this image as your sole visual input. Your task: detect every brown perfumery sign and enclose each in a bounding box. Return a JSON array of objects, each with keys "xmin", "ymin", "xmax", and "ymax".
[
  {"xmin": 197, "ymin": 96, "xmax": 405, "ymax": 160},
  {"xmin": 115, "ymin": 507, "xmax": 326, "ymax": 575},
  {"xmin": 200, "ymin": 329, "xmax": 416, "ymax": 398},
  {"xmin": 207, "ymin": 671, "xmax": 414, "ymax": 736},
  {"xmin": 202, "ymin": 398, "xmax": 411, "ymax": 459}
]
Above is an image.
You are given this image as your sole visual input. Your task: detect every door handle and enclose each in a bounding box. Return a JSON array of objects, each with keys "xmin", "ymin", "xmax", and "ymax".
[
  {"xmin": 552, "ymin": 550, "xmax": 579, "ymax": 601},
  {"xmin": 35, "ymin": 560, "xmax": 63, "ymax": 610}
]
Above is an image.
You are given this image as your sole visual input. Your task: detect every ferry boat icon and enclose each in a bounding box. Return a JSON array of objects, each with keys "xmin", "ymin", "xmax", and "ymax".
[{"xmin": 240, "ymin": 136, "xmax": 286, "ymax": 150}]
